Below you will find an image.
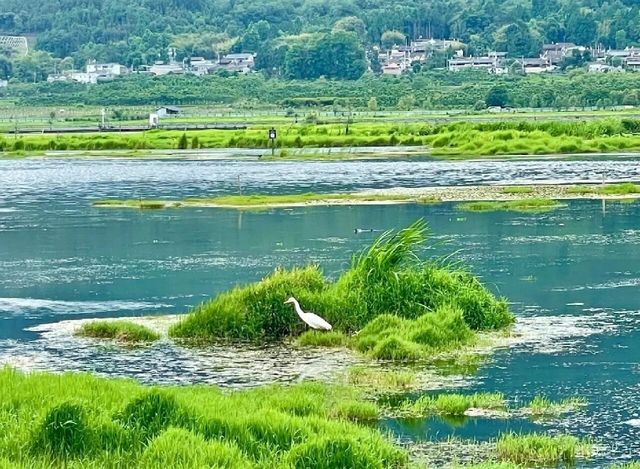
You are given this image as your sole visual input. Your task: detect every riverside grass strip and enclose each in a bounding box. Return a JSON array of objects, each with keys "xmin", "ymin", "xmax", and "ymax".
[{"xmin": 4, "ymin": 118, "xmax": 640, "ymax": 158}]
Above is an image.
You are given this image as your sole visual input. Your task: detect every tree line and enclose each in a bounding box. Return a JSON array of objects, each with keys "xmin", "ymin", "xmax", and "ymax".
[
  {"xmin": 3, "ymin": 70, "xmax": 640, "ymax": 110},
  {"xmin": 0, "ymin": 0, "xmax": 640, "ymax": 82}
]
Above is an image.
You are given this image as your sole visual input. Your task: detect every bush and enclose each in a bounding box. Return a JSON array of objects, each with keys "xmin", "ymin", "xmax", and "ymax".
[
  {"xmin": 76, "ymin": 320, "xmax": 160, "ymax": 342},
  {"xmin": 177, "ymin": 133, "xmax": 188, "ymax": 149},
  {"xmin": 32, "ymin": 401, "xmax": 93, "ymax": 458},
  {"xmin": 118, "ymin": 390, "xmax": 183, "ymax": 439},
  {"xmin": 141, "ymin": 428, "xmax": 248, "ymax": 468},
  {"xmin": 287, "ymin": 435, "xmax": 406, "ymax": 469}
]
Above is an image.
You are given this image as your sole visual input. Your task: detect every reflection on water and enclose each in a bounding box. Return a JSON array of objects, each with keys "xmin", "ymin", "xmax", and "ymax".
[{"xmin": 1, "ymin": 157, "xmax": 640, "ymax": 465}]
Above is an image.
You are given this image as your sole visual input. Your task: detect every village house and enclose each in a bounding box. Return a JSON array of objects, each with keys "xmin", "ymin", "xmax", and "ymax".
[
  {"xmin": 447, "ymin": 52, "xmax": 506, "ymax": 73},
  {"xmin": 155, "ymin": 106, "xmax": 181, "ymax": 118},
  {"xmin": 149, "ymin": 61, "xmax": 184, "ymax": 76},
  {"xmin": 624, "ymin": 56, "xmax": 640, "ymax": 70},
  {"xmin": 218, "ymin": 53, "xmax": 255, "ymax": 73},
  {"xmin": 188, "ymin": 57, "xmax": 217, "ymax": 75},
  {"xmin": 542, "ymin": 42, "xmax": 579, "ymax": 65},
  {"xmin": 0, "ymin": 79, "xmax": 7, "ymax": 88},
  {"xmin": 516, "ymin": 57, "xmax": 554, "ymax": 74},
  {"xmin": 411, "ymin": 38, "xmax": 465, "ymax": 52},
  {"xmin": 86, "ymin": 62, "xmax": 129, "ymax": 77}
]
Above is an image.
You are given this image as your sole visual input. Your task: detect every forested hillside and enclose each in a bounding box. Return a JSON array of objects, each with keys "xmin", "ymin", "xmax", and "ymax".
[{"xmin": 0, "ymin": 0, "xmax": 639, "ymax": 67}]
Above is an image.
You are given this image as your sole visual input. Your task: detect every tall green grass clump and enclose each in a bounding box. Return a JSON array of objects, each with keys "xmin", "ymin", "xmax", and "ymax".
[
  {"xmin": 170, "ymin": 265, "xmax": 327, "ymax": 340},
  {"xmin": 0, "ymin": 369, "xmax": 408, "ymax": 468},
  {"xmin": 140, "ymin": 428, "xmax": 249, "ymax": 468},
  {"xmin": 523, "ymin": 395, "xmax": 587, "ymax": 417},
  {"xmin": 77, "ymin": 320, "xmax": 160, "ymax": 343},
  {"xmin": 171, "ymin": 220, "xmax": 513, "ymax": 349},
  {"xmin": 400, "ymin": 392, "xmax": 506, "ymax": 417},
  {"xmin": 31, "ymin": 401, "xmax": 95, "ymax": 459},
  {"xmin": 496, "ymin": 432, "xmax": 591, "ymax": 465}
]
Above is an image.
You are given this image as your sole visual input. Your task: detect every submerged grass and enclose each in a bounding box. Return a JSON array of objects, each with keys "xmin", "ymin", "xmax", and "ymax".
[
  {"xmin": 92, "ymin": 193, "xmax": 437, "ymax": 210},
  {"xmin": 458, "ymin": 198, "xmax": 564, "ymax": 213},
  {"xmin": 400, "ymin": 392, "xmax": 506, "ymax": 417},
  {"xmin": 0, "ymin": 368, "xmax": 407, "ymax": 468},
  {"xmin": 500, "ymin": 186, "xmax": 534, "ymax": 195},
  {"xmin": 522, "ymin": 395, "xmax": 587, "ymax": 417},
  {"xmin": 76, "ymin": 321, "xmax": 160, "ymax": 343},
  {"xmin": 567, "ymin": 182, "xmax": 640, "ymax": 196},
  {"xmin": 346, "ymin": 367, "xmax": 417, "ymax": 392},
  {"xmin": 496, "ymin": 432, "xmax": 591, "ymax": 466},
  {"xmin": 170, "ymin": 220, "xmax": 514, "ymax": 361}
]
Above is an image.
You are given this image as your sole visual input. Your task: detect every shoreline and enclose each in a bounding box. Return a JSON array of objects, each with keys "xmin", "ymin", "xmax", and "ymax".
[{"xmin": 92, "ymin": 183, "xmax": 640, "ymax": 210}]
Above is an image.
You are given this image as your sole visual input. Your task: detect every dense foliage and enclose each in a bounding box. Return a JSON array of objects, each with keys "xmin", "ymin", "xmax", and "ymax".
[
  {"xmin": 1, "ymin": 0, "xmax": 640, "ymax": 81},
  {"xmin": 3, "ymin": 70, "xmax": 640, "ymax": 109}
]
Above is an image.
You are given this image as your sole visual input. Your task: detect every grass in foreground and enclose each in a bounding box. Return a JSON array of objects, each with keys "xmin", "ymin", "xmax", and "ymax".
[
  {"xmin": 76, "ymin": 321, "xmax": 160, "ymax": 343},
  {"xmin": 496, "ymin": 432, "xmax": 591, "ymax": 466},
  {"xmin": 0, "ymin": 368, "xmax": 405, "ymax": 468},
  {"xmin": 458, "ymin": 199, "xmax": 564, "ymax": 213},
  {"xmin": 170, "ymin": 220, "xmax": 514, "ymax": 362}
]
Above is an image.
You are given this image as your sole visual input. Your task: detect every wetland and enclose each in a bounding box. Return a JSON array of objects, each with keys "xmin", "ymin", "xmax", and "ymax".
[{"xmin": 1, "ymin": 154, "xmax": 640, "ymax": 467}]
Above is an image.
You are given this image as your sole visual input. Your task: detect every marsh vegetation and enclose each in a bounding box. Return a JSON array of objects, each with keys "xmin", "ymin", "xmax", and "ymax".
[
  {"xmin": 76, "ymin": 321, "xmax": 160, "ymax": 343},
  {"xmin": 458, "ymin": 199, "xmax": 565, "ymax": 213},
  {"xmin": 4, "ymin": 118, "xmax": 640, "ymax": 159},
  {"xmin": 170, "ymin": 220, "xmax": 514, "ymax": 362}
]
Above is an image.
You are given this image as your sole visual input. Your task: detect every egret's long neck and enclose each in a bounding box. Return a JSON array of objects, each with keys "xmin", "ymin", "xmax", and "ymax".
[{"xmin": 291, "ymin": 299, "xmax": 305, "ymax": 318}]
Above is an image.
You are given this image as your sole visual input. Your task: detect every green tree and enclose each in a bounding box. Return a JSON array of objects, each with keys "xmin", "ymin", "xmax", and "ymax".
[
  {"xmin": 368, "ymin": 96, "xmax": 378, "ymax": 113},
  {"xmin": 493, "ymin": 22, "xmax": 541, "ymax": 57},
  {"xmin": 615, "ymin": 30, "xmax": 628, "ymax": 49},
  {"xmin": 381, "ymin": 30, "xmax": 405, "ymax": 49},
  {"xmin": 178, "ymin": 133, "xmax": 188, "ymax": 150},
  {"xmin": 333, "ymin": 16, "xmax": 367, "ymax": 43},
  {"xmin": 397, "ymin": 94, "xmax": 415, "ymax": 110},
  {"xmin": 485, "ymin": 86, "xmax": 509, "ymax": 107}
]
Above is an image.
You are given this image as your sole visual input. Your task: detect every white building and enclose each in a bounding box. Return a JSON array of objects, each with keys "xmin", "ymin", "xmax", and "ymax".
[
  {"xmin": 86, "ymin": 63, "xmax": 128, "ymax": 76},
  {"xmin": 189, "ymin": 57, "xmax": 216, "ymax": 76},
  {"xmin": 0, "ymin": 79, "xmax": 7, "ymax": 88},
  {"xmin": 218, "ymin": 53, "xmax": 255, "ymax": 73},
  {"xmin": 69, "ymin": 72, "xmax": 98, "ymax": 84},
  {"xmin": 149, "ymin": 61, "xmax": 184, "ymax": 76},
  {"xmin": 156, "ymin": 106, "xmax": 181, "ymax": 118}
]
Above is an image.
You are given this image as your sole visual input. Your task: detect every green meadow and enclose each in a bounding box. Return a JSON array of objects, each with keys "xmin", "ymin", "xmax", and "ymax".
[{"xmin": 3, "ymin": 117, "xmax": 640, "ymax": 158}]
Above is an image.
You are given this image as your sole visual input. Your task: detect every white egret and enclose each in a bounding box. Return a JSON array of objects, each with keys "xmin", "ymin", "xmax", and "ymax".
[{"xmin": 284, "ymin": 297, "xmax": 332, "ymax": 331}]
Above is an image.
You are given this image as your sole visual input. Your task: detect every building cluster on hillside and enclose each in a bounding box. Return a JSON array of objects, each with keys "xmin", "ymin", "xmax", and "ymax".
[
  {"xmin": 41, "ymin": 39, "xmax": 640, "ymax": 85},
  {"xmin": 46, "ymin": 53, "xmax": 255, "ymax": 84},
  {"xmin": 378, "ymin": 39, "xmax": 640, "ymax": 76}
]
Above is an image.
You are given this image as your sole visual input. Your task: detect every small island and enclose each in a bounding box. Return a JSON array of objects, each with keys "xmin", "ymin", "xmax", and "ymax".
[{"xmin": 92, "ymin": 183, "xmax": 640, "ymax": 211}]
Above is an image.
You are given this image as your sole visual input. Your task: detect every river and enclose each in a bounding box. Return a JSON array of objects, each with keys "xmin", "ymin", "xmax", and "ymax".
[{"xmin": 1, "ymin": 155, "xmax": 639, "ymax": 466}]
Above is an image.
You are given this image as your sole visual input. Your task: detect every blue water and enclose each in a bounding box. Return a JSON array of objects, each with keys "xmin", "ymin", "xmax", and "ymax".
[{"xmin": 1, "ymin": 156, "xmax": 640, "ymax": 466}]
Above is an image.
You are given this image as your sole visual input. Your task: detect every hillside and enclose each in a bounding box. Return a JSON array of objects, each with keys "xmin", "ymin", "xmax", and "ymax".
[{"xmin": 0, "ymin": 0, "xmax": 638, "ymax": 67}]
